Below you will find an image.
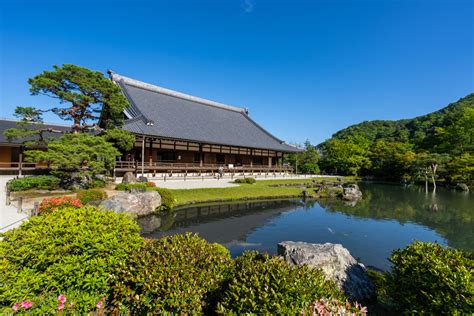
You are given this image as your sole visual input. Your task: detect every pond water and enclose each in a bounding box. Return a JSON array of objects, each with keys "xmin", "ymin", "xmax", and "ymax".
[{"xmin": 139, "ymin": 183, "xmax": 473, "ymax": 270}]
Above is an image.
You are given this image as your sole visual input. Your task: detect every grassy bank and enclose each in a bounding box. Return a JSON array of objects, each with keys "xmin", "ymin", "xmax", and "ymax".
[{"xmin": 171, "ymin": 177, "xmax": 346, "ymax": 206}]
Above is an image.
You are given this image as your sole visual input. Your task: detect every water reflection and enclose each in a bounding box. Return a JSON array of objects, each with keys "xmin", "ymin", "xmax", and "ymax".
[{"xmin": 139, "ymin": 184, "xmax": 473, "ymax": 270}]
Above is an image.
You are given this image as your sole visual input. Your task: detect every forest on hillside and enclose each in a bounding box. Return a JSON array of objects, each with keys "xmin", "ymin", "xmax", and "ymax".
[{"xmin": 287, "ymin": 94, "xmax": 474, "ymax": 189}]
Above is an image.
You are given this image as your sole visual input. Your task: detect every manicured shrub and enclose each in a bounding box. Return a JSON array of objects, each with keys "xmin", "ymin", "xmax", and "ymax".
[
  {"xmin": 8, "ymin": 176, "xmax": 59, "ymax": 191},
  {"xmin": 146, "ymin": 181, "xmax": 156, "ymax": 187},
  {"xmin": 115, "ymin": 183, "xmax": 148, "ymax": 191},
  {"xmin": 85, "ymin": 178, "xmax": 106, "ymax": 189},
  {"xmin": 38, "ymin": 196, "xmax": 82, "ymax": 214},
  {"xmin": 150, "ymin": 187, "xmax": 176, "ymax": 210},
  {"xmin": 0, "ymin": 206, "xmax": 143, "ymax": 314},
  {"xmin": 76, "ymin": 189, "xmax": 108, "ymax": 204},
  {"xmin": 110, "ymin": 233, "xmax": 233, "ymax": 314},
  {"xmin": 234, "ymin": 177, "xmax": 257, "ymax": 184},
  {"xmin": 388, "ymin": 241, "xmax": 474, "ymax": 314},
  {"xmin": 216, "ymin": 251, "xmax": 343, "ymax": 315}
]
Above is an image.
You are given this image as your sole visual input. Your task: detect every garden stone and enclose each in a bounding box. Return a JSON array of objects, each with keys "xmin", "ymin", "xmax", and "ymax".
[
  {"xmin": 455, "ymin": 183, "xmax": 469, "ymax": 192},
  {"xmin": 122, "ymin": 171, "xmax": 137, "ymax": 184},
  {"xmin": 278, "ymin": 241, "xmax": 376, "ymax": 302},
  {"xmin": 342, "ymin": 184, "xmax": 363, "ymax": 201},
  {"xmin": 101, "ymin": 191, "xmax": 161, "ymax": 217}
]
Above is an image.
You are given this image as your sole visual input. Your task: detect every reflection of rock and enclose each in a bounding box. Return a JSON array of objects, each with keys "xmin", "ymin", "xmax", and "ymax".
[
  {"xmin": 455, "ymin": 183, "xmax": 469, "ymax": 192},
  {"xmin": 101, "ymin": 191, "xmax": 161, "ymax": 217},
  {"xmin": 122, "ymin": 171, "xmax": 137, "ymax": 184},
  {"xmin": 278, "ymin": 241, "xmax": 376, "ymax": 302},
  {"xmin": 342, "ymin": 184, "xmax": 363, "ymax": 201},
  {"xmin": 137, "ymin": 215, "xmax": 161, "ymax": 234}
]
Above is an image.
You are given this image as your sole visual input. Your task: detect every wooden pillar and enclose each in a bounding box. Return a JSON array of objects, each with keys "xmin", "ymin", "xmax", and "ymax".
[
  {"xmin": 199, "ymin": 144, "xmax": 203, "ymax": 167},
  {"xmin": 268, "ymin": 156, "xmax": 272, "ymax": 167},
  {"xmin": 250, "ymin": 149, "xmax": 253, "ymax": 168},
  {"xmin": 149, "ymin": 138, "xmax": 153, "ymax": 163},
  {"xmin": 141, "ymin": 136, "xmax": 145, "ymax": 177}
]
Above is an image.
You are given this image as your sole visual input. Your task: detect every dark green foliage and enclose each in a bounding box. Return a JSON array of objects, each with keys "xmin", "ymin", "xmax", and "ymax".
[
  {"xmin": 8, "ymin": 176, "xmax": 59, "ymax": 191},
  {"xmin": 110, "ymin": 233, "xmax": 233, "ymax": 314},
  {"xmin": 25, "ymin": 133, "xmax": 120, "ymax": 180},
  {"xmin": 319, "ymin": 94, "xmax": 474, "ymax": 185},
  {"xmin": 76, "ymin": 189, "xmax": 108, "ymax": 204},
  {"xmin": 150, "ymin": 187, "xmax": 177, "ymax": 210},
  {"xmin": 388, "ymin": 241, "xmax": 474, "ymax": 314},
  {"xmin": 28, "ymin": 64, "xmax": 129, "ymax": 131},
  {"xmin": 84, "ymin": 178, "xmax": 106, "ymax": 189},
  {"xmin": 285, "ymin": 140, "xmax": 321, "ymax": 174},
  {"xmin": 216, "ymin": 251, "xmax": 343, "ymax": 315},
  {"xmin": 0, "ymin": 206, "xmax": 142, "ymax": 313},
  {"xmin": 234, "ymin": 177, "xmax": 257, "ymax": 184},
  {"xmin": 102, "ymin": 128, "xmax": 136, "ymax": 151}
]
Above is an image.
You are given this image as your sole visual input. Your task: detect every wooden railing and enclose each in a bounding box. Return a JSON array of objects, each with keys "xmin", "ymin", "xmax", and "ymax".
[
  {"xmin": 114, "ymin": 161, "xmax": 293, "ymax": 172},
  {"xmin": 0, "ymin": 162, "xmax": 44, "ymax": 170}
]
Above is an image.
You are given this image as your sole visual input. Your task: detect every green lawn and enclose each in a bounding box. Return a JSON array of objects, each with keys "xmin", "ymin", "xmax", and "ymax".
[{"xmin": 170, "ymin": 177, "xmax": 343, "ymax": 206}]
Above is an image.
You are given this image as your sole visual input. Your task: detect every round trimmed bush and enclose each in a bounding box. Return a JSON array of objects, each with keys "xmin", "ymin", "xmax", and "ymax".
[
  {"xmin": 150, "ymin": 187, "xmax": 176, "ymax": 210},
  {"xmin": 110, "ymin": 233, "xmax": 232, "ymax": 314},
  {"xmin": 234, "ymin": 177, "xmax": 256, "ymax": 184},
  {"xmin": 388, "ymin": 241, "xmax": 473, "ymax": 314},
  {"xmin": 76, "ymin": 189, "xmax": 108, "ymax": 204},
  {"xmin": 0, "ymin": 206, "xmax": 143, "ymax": 314},
  {"xmin": 216, "ymin": 251, "xmax": 343, "ymax": 315},
  {"xmin": 8, "ymin": 176, "xmax": 59, "ymax": 191}
]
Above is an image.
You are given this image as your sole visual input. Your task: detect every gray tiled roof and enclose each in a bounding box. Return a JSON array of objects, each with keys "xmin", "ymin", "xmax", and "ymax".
[
  {"xmin": 111, "ymin": 72, "xmax": 301, "ymax": 153},
  {"xmin": 0, "ymin": 119, "xmax": 70, "ymax": 145}
]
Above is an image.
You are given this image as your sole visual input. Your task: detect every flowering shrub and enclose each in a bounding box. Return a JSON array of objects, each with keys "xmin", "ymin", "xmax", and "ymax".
[
  {"xmin": 0, "ymin": 206, "xmax": 143, "ymax": 314},
  {"xmin": 146, "ymin": 181, "xmax": 156, "ymax": 187},
  {"xmin": 310, "ymin": 298, "xmax": 367, "ymax": 315},
  {"xmin": 39, "ymin": 196, "xmax": 82, "ymax": 214},
  {"xmin": 216, "ymin": 251, "xmax": 343, "ymax": 315}
]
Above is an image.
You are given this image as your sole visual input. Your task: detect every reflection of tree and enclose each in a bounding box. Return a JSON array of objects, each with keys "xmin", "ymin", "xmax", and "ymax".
[{"xmin": 319, "ymin": 183, "xmax": 473, "ymax": 251}]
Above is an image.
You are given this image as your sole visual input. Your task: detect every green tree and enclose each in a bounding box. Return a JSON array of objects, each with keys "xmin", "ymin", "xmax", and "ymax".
[
  {"xmin": 369, "ymin": 141, "xmax": 416, "ymax": 181},
  {"xmin": 320, "ymin": 136, "xmax": 371, "ymax": 176},
  {"xmin": 25, "ymin": 133, "xmax": 120, "ymax": 184},
  {"xmin": 285, "ymin": 140, "xmax": 320, "ymax": 174},
  {"xmin": 28, "ymin": 64, "xmax": 129, "ymax": 131},
  {"xmin": 446, "ymin": 153, "xmax": 474, "ymax": 184}
]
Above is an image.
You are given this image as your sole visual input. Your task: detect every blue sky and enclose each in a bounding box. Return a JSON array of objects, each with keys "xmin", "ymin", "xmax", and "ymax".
[{"xmin": 0, "ymin": 0, "xmax": 472, "ymax": 144}]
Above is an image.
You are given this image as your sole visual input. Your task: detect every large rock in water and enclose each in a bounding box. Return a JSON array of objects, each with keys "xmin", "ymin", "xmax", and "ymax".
[
  {"xmin": 122, "ymin": 171, "xmax": 137, "ymax": 184},
  {"xmin": 455, "ymin": 183, "xmax": 469, "ymax": 192},
  {"xmin": 342, "ymin": 183, "xmax": 363, "ymax": 201},
  {"xmin": 278, "ymin": 241, "xmax": 376, "ymax": 302},
  {"xmin": 101, "ymin": 191, "xmax": 161, "ymax": 217}
]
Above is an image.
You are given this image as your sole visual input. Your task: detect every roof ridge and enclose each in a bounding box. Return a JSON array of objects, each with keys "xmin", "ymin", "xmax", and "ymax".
[
  {"xmin": 109, "ymin": 71, "xmax": 247, "ymax": 114},
  {"xmin": 0, "ymin": 118, "xmax": 72, "ymax": 128}
]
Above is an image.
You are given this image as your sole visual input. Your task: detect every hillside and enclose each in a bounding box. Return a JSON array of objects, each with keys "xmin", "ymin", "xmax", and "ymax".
[{"xmin": 323, "ymin": 93, "xmax": 474, "ymax": 151}]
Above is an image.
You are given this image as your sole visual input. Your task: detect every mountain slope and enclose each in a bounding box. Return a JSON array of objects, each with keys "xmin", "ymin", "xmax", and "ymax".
[{"xmin": 323, "ymin": 93, "xmax": 474, "ymax": 150}]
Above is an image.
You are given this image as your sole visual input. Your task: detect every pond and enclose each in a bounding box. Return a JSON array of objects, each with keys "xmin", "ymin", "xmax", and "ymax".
[{"xmin": 139, "ymin": 183, "xmax": 474, "ymax": 270}]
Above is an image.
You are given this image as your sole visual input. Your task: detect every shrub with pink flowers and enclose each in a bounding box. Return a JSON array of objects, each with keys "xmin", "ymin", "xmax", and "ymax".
[
  {"xmin": 0, "ymin": 206, "xmax": 142, "ymax": 314},
  {"xmin": 310, "ymin": 298, "xmax": 368, "ymax": 315},
  {"xmin": 38, "ymin": 196, "xmax": 82, "ymax": 214}
]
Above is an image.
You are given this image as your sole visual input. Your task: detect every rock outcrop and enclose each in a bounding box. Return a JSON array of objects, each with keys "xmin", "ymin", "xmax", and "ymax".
[
  {"xmin": 278, "ymin": 241, "xmax": 376, "ymax": 302},
  {"xmin": 342, "ymin": 184, "xmax": 363, "ymax": 201},
  {"xmin": 122, "ymin": 172, "xmax": 137, "ymax": 184},
  {"xmin": 455, "ymin": 183, "xmax": 469, "ymax": 192},
  {"xmin": 101, "ymin": 191, "xmax": 161, "ymax": 217}
]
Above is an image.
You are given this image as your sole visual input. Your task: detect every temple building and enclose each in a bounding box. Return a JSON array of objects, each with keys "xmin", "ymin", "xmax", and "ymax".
[{"xmin": 0, "ymin": 72, "xmax": 301, "ymax": 175}]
